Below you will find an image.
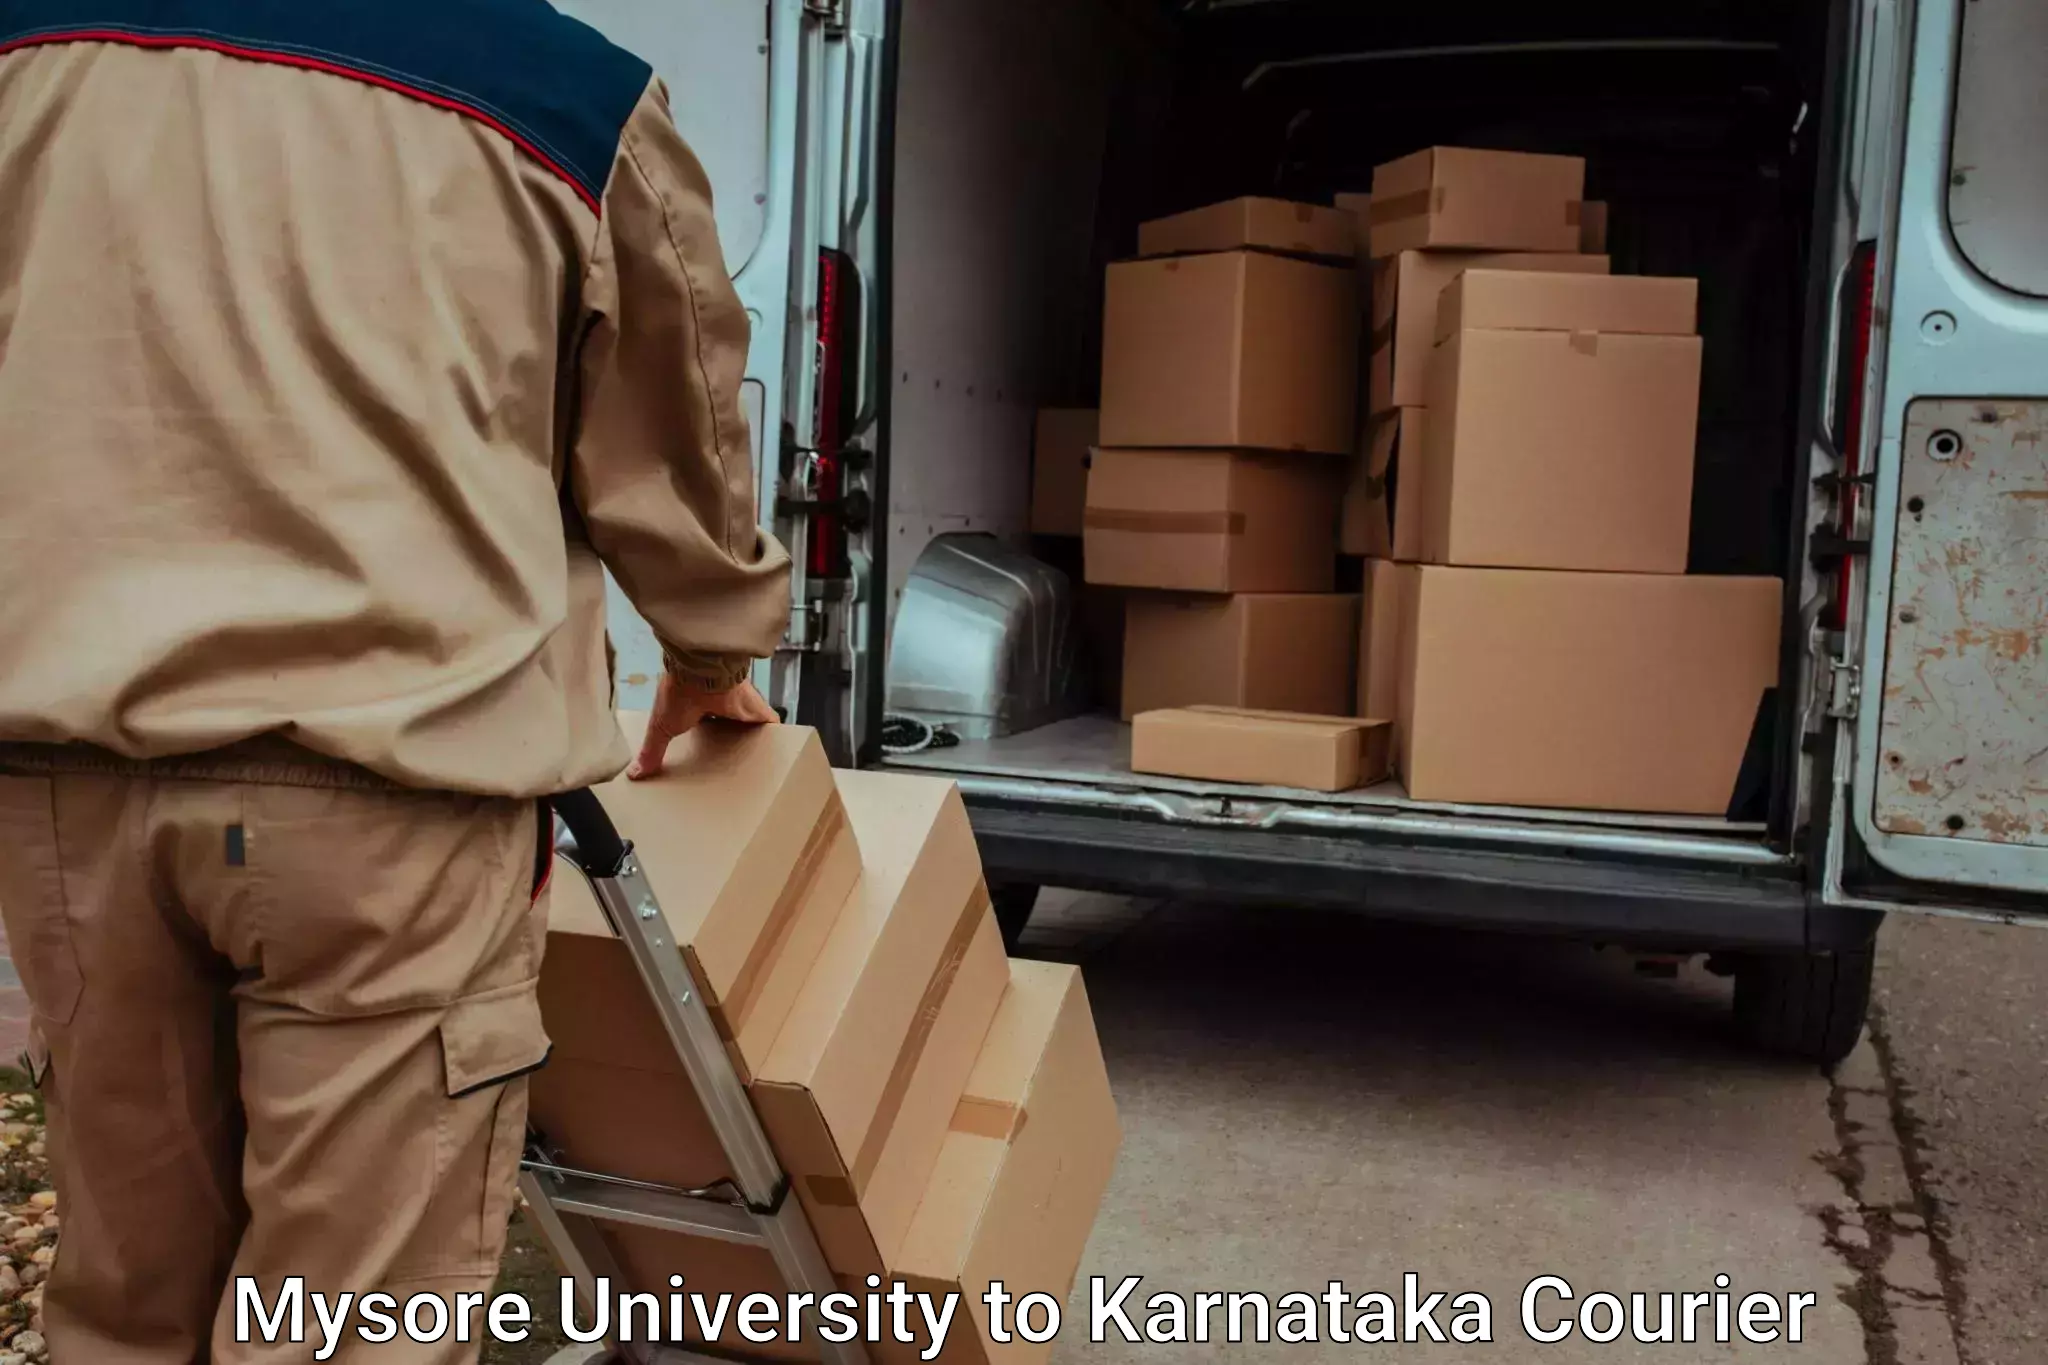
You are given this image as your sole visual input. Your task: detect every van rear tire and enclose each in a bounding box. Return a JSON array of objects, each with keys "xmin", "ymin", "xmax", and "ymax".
[{"xmin": 1731, "ymin": 943, "xmax": 1876, "ymax": 1068}]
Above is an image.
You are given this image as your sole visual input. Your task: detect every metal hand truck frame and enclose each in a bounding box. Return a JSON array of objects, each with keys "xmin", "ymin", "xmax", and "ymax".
[{"xmin": 522, "ymin": 789, "xmax": 869, "ymax": 1365}]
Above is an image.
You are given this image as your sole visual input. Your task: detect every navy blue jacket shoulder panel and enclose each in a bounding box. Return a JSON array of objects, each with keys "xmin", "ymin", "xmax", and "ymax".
[{"xmin": 0, "ymin": 0, "xmax": 653, "ymax": 209}]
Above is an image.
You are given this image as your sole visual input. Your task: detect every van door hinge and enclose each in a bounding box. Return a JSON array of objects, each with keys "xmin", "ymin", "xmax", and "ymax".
[
  {"xmin": 802, "ymin": 0, "xmax": 844, "ymax": 29},
  {"xmin": 1827, "ymin": 660, "xmax": 1862, "ymax": 720}
]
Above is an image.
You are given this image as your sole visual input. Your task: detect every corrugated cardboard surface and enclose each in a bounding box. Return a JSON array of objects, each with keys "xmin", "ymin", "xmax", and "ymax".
[
  {"xmin": 1579, "ymin": 200, "xmax": 1609, "ymax": 253},
  {"xmin": 1333, "ymin": 191, "xmax": 1372, "ymax": 259},
  {"xmin": 1368, "ymin": 146, "xmax": 1586, "ymax": 258},
  {"xmin": 1122, "ymin": 592, "xmax": 1359, "ymax": 721},
  {"xmin": 538, "ymin": 717, "xmax": 859, "ymax": 1075},
  {"xmin": 1137, "ymin": 196, "xmax": 1356, "ymax": 262},
  {"xmin": 1422, "ymin": 325, "xmax": 1703, "ymax": 574},
  {"xmin": 1369, "ymin": 250, "xmax": 1609, "ymax": 415},
  {"xmin": 583, "ymin": 959, "xmax": 1121, "ymax": 1365},
  {"xmin": 1101, "ymin": 251, "xmax": 1358, "ymax": 454},
  {"xmin": 1397, "ymin": 567, "xmax": 1781, "ymax": 814},
  {"xmin": 754, "ymin": 769, "xmax": 1009, "ymax": 1278},
  {"xmin": 1342, "ymin": 409, "xmax": 1428, "ymax": 560},
  {"xmin": 1028, "ymin": 408, "xmax": 1098, "ymax": 537},
  {"xmin": 1436, "ymin": 269, "xmax": 1698, "ymax": 341},
  {"xmin": 1086, "ymin": 447, "xmax": 1338, "ymax": 593},
  {"xmin": 1131, "ymin": 706, "xmax": 1390, "ymax": 791},
  {"xmin": 1356, "ymin": 560, "xmax": 1416, "ymax": 758}
]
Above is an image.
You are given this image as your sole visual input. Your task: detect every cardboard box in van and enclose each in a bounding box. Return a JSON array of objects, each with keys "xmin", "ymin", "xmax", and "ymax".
[
  {"xmin": 1356, "ymin": 559, "xmax": 1416, "ymax": 755},
  {"xmin": 1101, "ymin": 251, "xmax": 1358, "ymax": 454},
  {"xmin": 1396, "ymin": 566, "xmax": 1780, "ymax": 814},
  {"xmin": 1132, "ymin": 706, "xmax": 1391, "ymax": 792},
  {"xmin": 1368, "ymin": 146, "xmax": 1587, "ymax": 258},
  {"xmin": 1028, "ymin": 408, "xmax": 1098, "ymax": 537},
  {"xmin": 1137, "ymin": 196, "xmax": 1357, "ymax": 262},
  {"xmin": 1579, "ymin": 200, "xmax": 1610, "ymax": 253},
  {"xmin": 1087, "ymin": 447, "xmax": 1338, "ymax": 594},
  {"xmin": 1369, "ymin": 249, "xmax": 1610, "ymax": 415},
  {"xmin": 1341, "ymin": 408, "xmax": 1428, "ymax": 560},
  {"xmin": 592, "ymin": 958, "xmax": 1121, "ymax": 1365},
  {"xmin": 1122, "ymin": 592, "xmax": 1359, "ymax": 721},
  {"xmin": 1422, "ymin": 270, "xmax": 1703, "ymax": 574}
]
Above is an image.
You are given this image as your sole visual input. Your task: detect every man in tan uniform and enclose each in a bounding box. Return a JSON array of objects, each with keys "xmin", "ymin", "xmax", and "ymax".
[{"xmin": 0, "ymin": 1, "xmax": 790, "ymax": 1359}]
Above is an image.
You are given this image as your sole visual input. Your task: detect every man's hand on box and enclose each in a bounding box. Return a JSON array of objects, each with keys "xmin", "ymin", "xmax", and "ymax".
[{"xmin": 627, "ymin": 673, "xmax": 780, "ymax": 780}]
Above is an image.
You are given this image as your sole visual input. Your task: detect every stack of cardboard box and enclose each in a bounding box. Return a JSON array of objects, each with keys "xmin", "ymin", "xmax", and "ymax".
[
  {"xmin": 1083, "ymin": 196, "xmax": 1365, "ymax": 720},
  {"xmin": 1348, "ymin": 148, "xmax": 1782, "ymax": 816},
  {"xmin": 533, "ymin": 716, "xmax": 1121, "ymax": 1362}
]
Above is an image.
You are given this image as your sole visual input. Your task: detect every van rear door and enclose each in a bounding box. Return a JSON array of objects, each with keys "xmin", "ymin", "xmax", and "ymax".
[
  {"xmin": 1832, "ymin": 0, "xmax": 2048, "ymax": 918},
  {"xmin": 551, "ymin": 0, "xmax": 838, "ymax": 713}
]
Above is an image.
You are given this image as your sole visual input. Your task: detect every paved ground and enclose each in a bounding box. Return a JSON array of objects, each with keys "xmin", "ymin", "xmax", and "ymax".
[{"xmin": 1015, "ymin": 892, "xmax": 2044, "ymax": 1365}]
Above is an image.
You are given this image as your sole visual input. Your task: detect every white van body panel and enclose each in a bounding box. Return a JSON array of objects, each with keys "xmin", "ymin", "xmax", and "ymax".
[{"xmin": 1846, "ymin": 0, "xmax": 2048, "ymax": 896}]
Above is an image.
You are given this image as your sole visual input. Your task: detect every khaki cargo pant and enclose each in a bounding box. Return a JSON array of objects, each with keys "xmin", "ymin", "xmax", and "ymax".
[{"xmin": 0, "ymin": 741, "xmax": 554, "ymax": 1363}]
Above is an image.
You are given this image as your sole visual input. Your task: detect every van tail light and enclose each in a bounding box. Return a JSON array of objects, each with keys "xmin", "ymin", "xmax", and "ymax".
[
  {"xmin": 1824, "ymin": 240, "xmax": 1879, "ymax": 631},
  {"xmin": 808, "ymin": 248, "xmax": 862, "ymax": 579}
]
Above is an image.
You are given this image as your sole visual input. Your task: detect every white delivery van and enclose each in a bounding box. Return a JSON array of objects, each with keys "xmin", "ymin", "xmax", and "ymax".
[{"xmin": 558, "ymin": 0, "xmax": 2048, "ymax": 1064}]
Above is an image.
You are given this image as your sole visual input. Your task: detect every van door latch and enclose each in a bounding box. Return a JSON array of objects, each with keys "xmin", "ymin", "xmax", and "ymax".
[{"xmin": 1827, "ymin": 661, "xmax": 1862, "ymax": 720}]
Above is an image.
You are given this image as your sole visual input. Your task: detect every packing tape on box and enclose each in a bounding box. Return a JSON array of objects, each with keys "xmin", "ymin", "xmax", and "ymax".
[
  {"xmin": 1367, "ymin": 186, "xmax": 1446, "ymax": 225},
  {"xmin": 1570, "ymin": 330, "xmax": 1599, "ymax": 356},
  {"xmin": 850, "ymin": 880, "xmax": 995, "ymax": 1190},
  {"xmin": 715, "ymin": 800, "xmax": 850, "ymax": 1041},
  {"xmin": 1083, "ymin": 509, "xmax": 1248, "ymax": 536},
  {"xmin": 1368, "ymin": 187, "xmax": 1584, "ymax": 227},
  {"xmin": 949, "ymin": 1096, "xmax": 1025, "ymax": 1142}
]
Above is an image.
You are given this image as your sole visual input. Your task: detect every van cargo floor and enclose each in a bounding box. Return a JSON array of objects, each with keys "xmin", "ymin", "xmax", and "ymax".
[{"xmin": 879, "ymin": 715, "xmax": 1764, "ymax": 839}]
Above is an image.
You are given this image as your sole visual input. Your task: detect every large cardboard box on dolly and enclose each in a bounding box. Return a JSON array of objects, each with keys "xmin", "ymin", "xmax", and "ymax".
[
  {"xmin": 1028, "ymin": 408, "xmax": 1098, "ymax": 537},
  {"xmin": 753, "ymin": 769, "xmax": 1010, "ymax": 1278},
  {"xmin": 1137, "ymin": 196, "xmax": 1356, "ymax": 262},
  {"xmin": 1100, "ymin": 250, "xmax": 1357, "ymax": 454},
  {"xmin": 531, "ymin": 741, "xmax": 1009, "ymax": 1281},
  {"xmin": 1369, "ymin": 249, "xmax": 1609, "ymax": 415},
  {"xmin": 1122, "ymin": 592, "xmax": 1358, "ymax": 721},
  {"xmin": 596, "ymin": 958, "xmax": 1121, "ymax": 1365},
  {"xmin": 1087, "ymin": 447, "xmax": 1338, "ymax": 593},
  {"xmin": 1395, "ymin": 567, "xmax": 1781, "ymax": 814},
  {"xmin": 1422, "ymin": 269, "xmax": 1703, "ymax": 575},
  {"xmin": 1132, "ymin": 706, "xmax": 1391, "ymax": 793},
  {"xmin": 1367, "ymin": 146, "xmax": 1587, "ymax": 258}
]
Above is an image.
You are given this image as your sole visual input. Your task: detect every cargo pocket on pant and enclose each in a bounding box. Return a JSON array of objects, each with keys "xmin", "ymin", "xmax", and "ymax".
[
  {"xmin": 405, "ymin": 984, "xmax": 553, "ymax": 1281},
  {"xmin": 0, "ymin": 778, "xmax": 81, "ymax": 1027}
]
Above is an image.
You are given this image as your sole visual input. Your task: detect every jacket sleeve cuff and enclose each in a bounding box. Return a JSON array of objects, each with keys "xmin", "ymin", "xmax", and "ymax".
[{"xmin": 661, "ymin": 647, "xmax": 752, "ymax": 691}]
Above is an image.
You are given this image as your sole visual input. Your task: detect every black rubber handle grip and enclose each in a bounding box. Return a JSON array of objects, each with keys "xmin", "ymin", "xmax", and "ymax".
[{"xmin": 549, "ymin": 789, "xmax": 631, "ymax": 879}]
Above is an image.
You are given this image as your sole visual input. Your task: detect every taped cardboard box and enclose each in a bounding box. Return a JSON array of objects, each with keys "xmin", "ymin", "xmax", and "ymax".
[
  {"xmin": 1137, "ymin": 196, "xmax": 1356, "ymax": 262},
  {"xmin": 1101, "ymin": 251, "xmax": 1357, "ymax": 454},
  {"xmin": 1341, "ymin": 409, "xmax": 1428, "ymax": 560},
  {"xmin": 1368, "ymin": 146, "xmax": 1586, "ymax": 258},
  {"xmin": 1356, "ymin": 559, "xmax": 1416, "ymax": 763},
  {"xmin": 1122, "ymin": 592, "xmax": 1358, "ymax": 721},
  {"xmin": 1333, "ymin": 192, "xmax": 1373, "ymax": 259},
  {"xmin": 1132, "ymin": 706, "xmax": 1391, "ymax": 792},
  {"xmin": 533, "ymin": 763, "xmax": 1009, "ymax": 1283},
  {"xmin": 1422, "ymin": 270, "xmax": 1703, "ymax": 574},
  {"xmin": 1396, "ymin": 567, "xmax": 1780, "ymax": 814},
  {"xmin": 1086, "ymin": 447, "xmax": 1338, "ymax": 593},
  {"xmin": 1028, "ymin": 408, "xmax": 1098, "ymax": 537},
  {"xmin": 1368, "ymin": 250, "xmax": 1609, "ymax": 415},
  {"xmin": 535, "ymin": 716, "xmax": 859, "ymax": 1089},
  {"xmin": 595, "ymin": 959, "xmax": 1121, "ymax": 1365},
  {"xmin": 756, "ymin": 769, "xmax": 1010, "ymax": 1278}
]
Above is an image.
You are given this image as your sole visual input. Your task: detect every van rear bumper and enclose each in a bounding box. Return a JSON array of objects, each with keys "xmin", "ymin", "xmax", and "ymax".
[{"xmin": 965, "ymin": 798, "xmax": 1882, "ymax": 954}]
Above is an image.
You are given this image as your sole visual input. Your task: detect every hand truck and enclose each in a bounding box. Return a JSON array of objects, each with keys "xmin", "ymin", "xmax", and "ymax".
[{"xmin": 521, "ymin": 789, "xmax": 869, "ymax": 1365}]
